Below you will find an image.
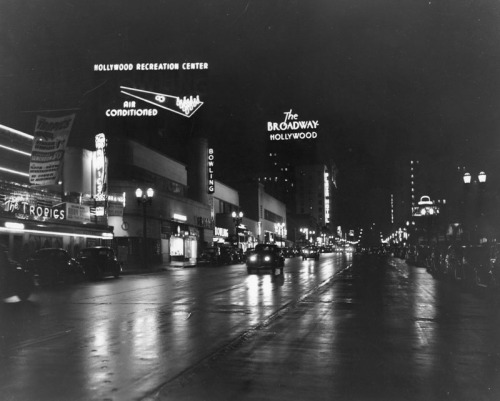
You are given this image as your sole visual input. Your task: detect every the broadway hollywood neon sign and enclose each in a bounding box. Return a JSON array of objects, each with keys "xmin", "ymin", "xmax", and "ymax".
[
  {"xmin": 105, "ymin": 86, "xmax": 204, "ymax": 118},
  {"xmin": 268, "ymin": 109, "xmax": 319, "ymax": 141}
]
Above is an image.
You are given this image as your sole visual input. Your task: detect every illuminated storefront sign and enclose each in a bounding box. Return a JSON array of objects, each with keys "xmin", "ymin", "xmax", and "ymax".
[
  {"xmin": 94, "ymin": 133, "xmax": 107, "ymax": 201},
  {"xmin": 66, "ymin": 203, "xmax": 91, "ymax": 223},
  {"xmin": 173, "ymin": 213, "xmax": 187, "ymax": 222},
  {"xmin": 267, "ymin": 109, "xmax": 319, "ymax": 141},
  {"xmin": 207, "ymin": 148, "xmax": 215, "ymax": 194},
  {"xmin": 2, "ymin": 196, "xmax": 65, "ymax": 221},
  {"xmin": 215, "ymin": 227, "xmax": 228, "ymax": 238}
]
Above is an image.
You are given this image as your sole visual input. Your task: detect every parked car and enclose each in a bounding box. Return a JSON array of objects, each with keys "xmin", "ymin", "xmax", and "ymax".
[
  {"xmin": 415, "ymin": 244, "xmax": 431, "ymax": 267},
  {"xmin": 197, "ymin": 247, "xmax": 219, "ymax": 266},
  {"xmin": 246, "ymin": 244, "xmax": 285, "ymax": 275},
  {"xmin": 442, "ymin": 244, "xmax": 465, "ymax": 282},
  {"xmin": 460, "ymin": 245, "xmax": 492, "ymax": 289},
  {"xmin": 302, "ymin": 246, "xmax": 320, "ymax": 260},
  {"xmin": 489, "ymin": 243, "xmax": 500, "ymax": 290},
  {"xmin": 220, "ymin": 246, "xmax": 242, "ymax": 264},
  {"xmin": 26, "ymin": 248, "xmax": 85, "ymax": 286},
  {"xmin": 77, "ymin": 246, "xmax": 121, "ymax": 280},
  {"xmin": 426, "ymin": 243, "xmax": 448, "ymax": 277},
  {"xmin": 1, "ymin": 247, "xmax": 34, "ymax": 301}
]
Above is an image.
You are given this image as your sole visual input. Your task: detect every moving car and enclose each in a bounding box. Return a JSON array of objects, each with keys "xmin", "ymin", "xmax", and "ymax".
[
  {"xmin": 302, "ymin": 246, "xmax": 320, "ymax": 260},
  {"xmin": 26, "ymin": 248, "xmax": 84, "ymax": 285},
  {"xmin": 246, "ymin": 244, "xmax": 285, "ymax": 275},
  {"xmin": 77, "ymin": 246, "xmax": 122, "ymax": 280}
]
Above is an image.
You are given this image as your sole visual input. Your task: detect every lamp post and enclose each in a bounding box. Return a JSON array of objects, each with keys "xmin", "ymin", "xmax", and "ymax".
[
  {"xmin": 299, "ymin": 228, "xmax": 309, "ymax": 241},
  {"xmin": 231, "ymin": 211, "xmax": 244, "ymax": 250},
  {"xmin": 463, "ymin": 171, "xmax": 487, "ymax": 243},
  {"xmin": 136, "ymin": 187, "xmax": 154, "ymax": 269}
]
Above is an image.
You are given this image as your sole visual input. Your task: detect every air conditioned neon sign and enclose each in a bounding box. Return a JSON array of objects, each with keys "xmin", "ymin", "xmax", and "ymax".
[{"xmin": 104, "ymin": 87, "xmax": 204, "ymax": 118}]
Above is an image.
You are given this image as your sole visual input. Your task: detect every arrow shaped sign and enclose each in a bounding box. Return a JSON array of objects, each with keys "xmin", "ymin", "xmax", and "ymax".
[{"xmin": 120, "ymin": 86, "xmax": 204, "ymax": 118}]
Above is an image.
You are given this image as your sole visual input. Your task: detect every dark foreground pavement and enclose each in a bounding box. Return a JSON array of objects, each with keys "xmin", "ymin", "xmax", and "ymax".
[{"xmin": 148, "ymin": 256, "xmax": 500, "ymax": 401}]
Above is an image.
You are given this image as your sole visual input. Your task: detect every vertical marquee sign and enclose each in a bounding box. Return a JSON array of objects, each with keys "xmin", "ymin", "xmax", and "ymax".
[
  {"xmin": 207, "ymin": 148, "xmax": 215, "ymax": 194},
  {"xmin": 94, "ymin": 133, "xmax": 108, "ymax": 202}
]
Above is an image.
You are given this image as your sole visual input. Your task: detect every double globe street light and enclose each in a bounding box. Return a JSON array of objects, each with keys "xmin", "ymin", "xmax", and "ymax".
[
  {"xmin": 462, "ymin": 171, "xmax": 487, "ymax": 242},
  {"xmin": 231, "ymin": 211, "xmax": 244, "ymax": 250},
  {"xmin": 463, "ymin": 171, "xmax": 487, "ymax": 185},
  {"xmin": 135, "ymin": 187, "xmax": 154, "ymax": 269}
]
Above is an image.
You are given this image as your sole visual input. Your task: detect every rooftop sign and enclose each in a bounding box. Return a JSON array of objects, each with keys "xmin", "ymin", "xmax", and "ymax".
[
  {"xmin": 268, "ymin": 109, "xmax": 319, "ymax": 141},
  {"xmin": 94, "ymin": 62, "xmax": 208, "ymax": 71},
  {"xmin": 105, "ymin": 87, "xmax": 204, "ymax": 118}
]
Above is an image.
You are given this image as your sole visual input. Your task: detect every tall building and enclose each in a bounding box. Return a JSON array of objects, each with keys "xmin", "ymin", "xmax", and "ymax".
[{"xmin": 294, "ymin": 164, "xmax": 334, "ymax": 230}]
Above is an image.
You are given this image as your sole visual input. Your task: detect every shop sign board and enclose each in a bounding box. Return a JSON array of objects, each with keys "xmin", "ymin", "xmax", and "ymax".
[
  {"xmin": 29, "ymin": 114, "xmax": 75, "ymax": 186},
  {"xmin": 196, "ymin": 216, "xmax": 213, "ymax": 229},
  {"xmin": 2, "ymin": 196, "xmax": 66, "ymax": 221},
  {"xmin": 215, "ymin": 227, "xmax": 228, "ymax": 238},
  {"xmin": 107, "ymin": 202, "xmax": 123, "ymax": 217},
  {"xmin": 65, "ymin": 203, "xmax": 91, "ymax": 223}
]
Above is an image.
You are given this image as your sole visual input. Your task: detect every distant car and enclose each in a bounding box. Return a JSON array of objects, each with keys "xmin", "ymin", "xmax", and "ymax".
[
  {"xmin": 246, "ymin": 244, "xmax": 285, "ymax": 275},
  {"xmin": 302, "ymin": 246, "xmax": 319, "ymax": 260},
  {"xmin": 77, "ymin": 246, "xmax": 121, "ymax": 280},
  {"xmin": 26, "ymin": 248, "xmax": 85, "ymax": 285}
]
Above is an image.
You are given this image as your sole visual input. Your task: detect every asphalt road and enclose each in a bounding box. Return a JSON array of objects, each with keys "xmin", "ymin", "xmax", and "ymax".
[{"xmin": 1, "ymin": 253, "xmax": 499, "ymax": 401}]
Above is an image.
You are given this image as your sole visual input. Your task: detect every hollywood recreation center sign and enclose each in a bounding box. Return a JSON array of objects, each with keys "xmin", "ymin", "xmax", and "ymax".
[
  {"xmin": 93, "ymin": 61, "xmax": 208, "ymax": 119},
  {"xmin": 268, "ymin": 110, "xmax": 319, "ymax": 141}
]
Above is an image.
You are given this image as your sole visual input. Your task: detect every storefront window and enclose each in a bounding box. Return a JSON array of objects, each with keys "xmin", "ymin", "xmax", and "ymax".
[
  {"xmin": 170, "ymin": 236, "xmax": 184, "ymax": 256},
  {"xmin": 185, "ymin": 236, "xmax": 197, "ymax": 259}
]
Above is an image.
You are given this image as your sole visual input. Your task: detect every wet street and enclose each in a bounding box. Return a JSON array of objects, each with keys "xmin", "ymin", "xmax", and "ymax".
[{"xmin": 1, "ymin": 253, "xmax": 500, "ymax": 401}]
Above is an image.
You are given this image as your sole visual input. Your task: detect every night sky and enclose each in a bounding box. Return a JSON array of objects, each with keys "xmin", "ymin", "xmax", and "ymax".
[{"xmin": 1, "ymin": 0, "xmax": 500, "ymax": 230}]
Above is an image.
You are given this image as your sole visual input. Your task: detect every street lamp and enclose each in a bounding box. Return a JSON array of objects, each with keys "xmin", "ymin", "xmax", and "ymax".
[
  {"xmin": 136, "ymin": 187, "xmax": 154, "ymax": 268},
  {"xmin": 231, "ymin": 211, "xmax": 244, "ymax": 250},
  {"xmin": 464, "ymin": 171, "xmax": 487, "ymax": 185},
  {"xmin": 462, "ymin": 171, "xmax": 487, "ymax": 243}
]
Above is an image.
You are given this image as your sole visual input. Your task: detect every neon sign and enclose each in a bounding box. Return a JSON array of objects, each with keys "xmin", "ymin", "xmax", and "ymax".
[
  {"xmin": 94, "ymin": 133, "xmax": 107, "ymax": 201},
  {"xmin": 94, "ymin": 62, "xmax": 209, "ymax": 71},
  {"xmin": 207, "ymin": 148, "xmax": 215, "ymax": 194},
  {"xmin": 2, "ymin": 198, "xmax": 65, "ymax": 221},
  {"xmin": 109, "ymin": 86, "xmax": 204, "ymax": 118},
  {"xmin": 324, "ymin": 171, "xmax": 330, "ymax": 224},
  {"xmin": 215, "ymin": 227, "xmax": 228, "ymax": 237},
  {"xmin": 268, "ymin": 109, "xmax": 319, "ymax": 141}
]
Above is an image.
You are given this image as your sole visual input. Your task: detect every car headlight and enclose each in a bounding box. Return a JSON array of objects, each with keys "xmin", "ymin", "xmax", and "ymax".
[
  {"xmin": 264, "ymin": 256, "xmax": 271, "ymax": 262},
  {"xmin": 249, "ymin": 255, "xmax": 257, "ymax": 262}
]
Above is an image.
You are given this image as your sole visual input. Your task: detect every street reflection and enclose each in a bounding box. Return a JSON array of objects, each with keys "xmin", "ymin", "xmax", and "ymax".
[{"xmin": 410, "ymin": 268, "xmax": 437, "ymax": 383}]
